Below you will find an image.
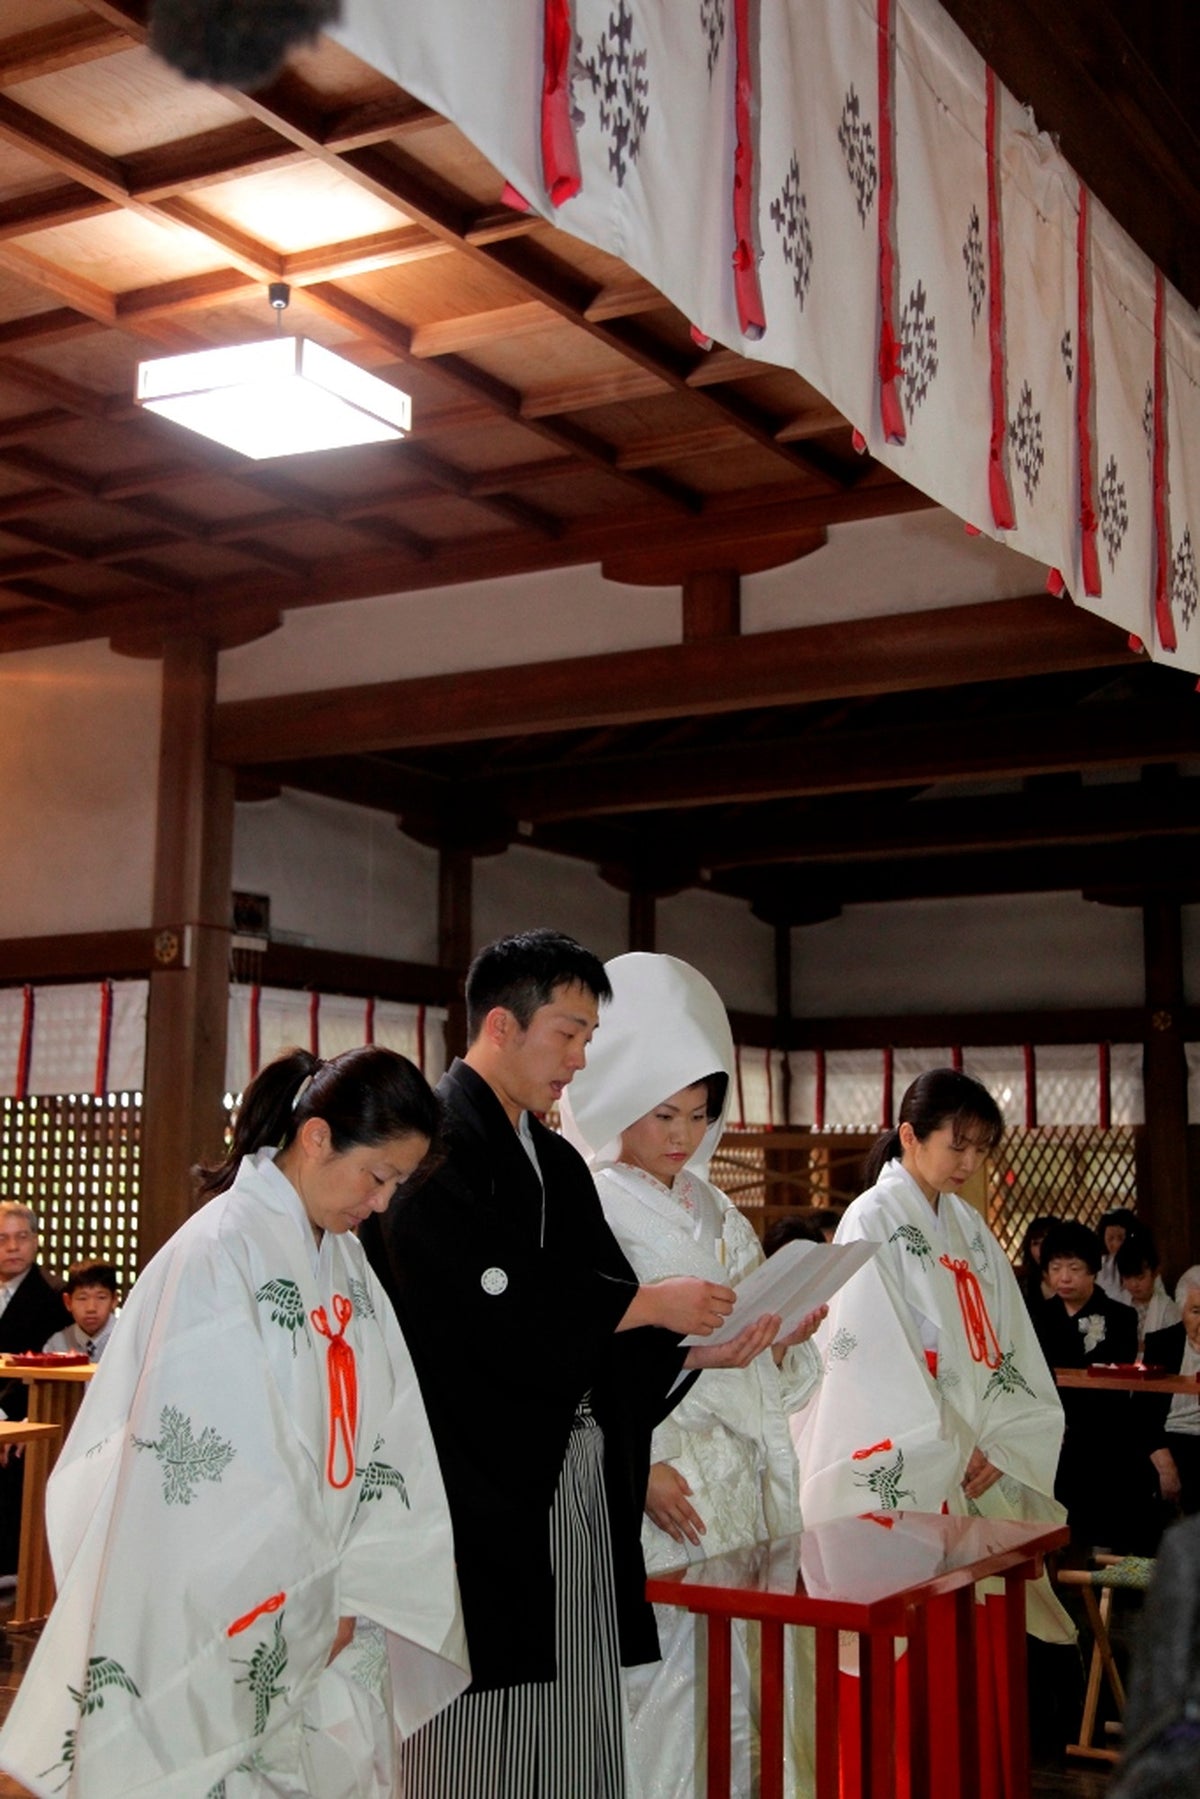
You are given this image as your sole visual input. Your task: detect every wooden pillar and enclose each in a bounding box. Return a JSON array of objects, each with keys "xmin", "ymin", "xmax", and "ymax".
[
  {"xmin": 628, "ymin": 886, "xmax": 657, "ymax": 952},
  {"xmin": 140, "ymin": 636, "xmax": 233, "ymax": 1263},
  {"xmin": 1141, "ymin": 898, "xmax": 1192, "ymax": 1274},
  {"xmin": 439, "ymin": 846, "xmax": 473, "ymax": 1062},
  {"xmin": 774, "ymin": 919, "xmax": 793, "ymax": 1126},
  {"xmin": 682, "ymin": 568, "xmax": 740, "ymax": 641}
]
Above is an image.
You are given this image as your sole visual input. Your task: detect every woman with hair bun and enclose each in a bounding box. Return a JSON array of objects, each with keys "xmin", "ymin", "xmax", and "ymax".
[
  {"xmin": 798, "ymin": 1069, "xmax": 1073, "ymax": 1792},
  {"xmin": 0, "ymin": 1046, "xmax": 468, "ymax": 1799}
]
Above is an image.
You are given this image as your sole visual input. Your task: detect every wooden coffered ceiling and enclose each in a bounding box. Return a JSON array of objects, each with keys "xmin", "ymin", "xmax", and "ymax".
[{"xmin": 3, "ymin": 0, "xmax": 1200, "ymax": 922}]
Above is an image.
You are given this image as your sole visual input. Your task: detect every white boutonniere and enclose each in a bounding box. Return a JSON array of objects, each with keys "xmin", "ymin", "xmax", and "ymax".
[{"xmin": 1080, "ymin": 1313, "xmax": 1107, "ymax": 1356}]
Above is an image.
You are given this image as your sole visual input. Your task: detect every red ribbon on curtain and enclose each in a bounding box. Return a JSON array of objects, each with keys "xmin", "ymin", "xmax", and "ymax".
[
  {"xmin": 94, "ymin": 979, "xmax": 113, "ymax": 1098},
  {"xmin": 1152, "ymin": 270, "xmax": 1177, "ymax": 652},
  {"xmin": 416, "ymin": 1003, "xmax": 427, "ymax": 1076},
  {"xmin": 876, "ymin": 0, "xmax": 905, "ymax": 443},
  {"xmin": 364, "ymin": 995, "xmax": 375, "ymax": 1046},
  {"xmin": 248, "ymin": 982, "xmax": 262, "ymax": 1080},
  {"xmin": 1023, "ymin": 1043, "xmax": 1037, "ymax": 1129},
  {"xmin": 540, "ymin": 0, "xmax": 582, "ymax": 206},
  {"xmin": 1076, "ymin": 185, "xmax": 1101, "ymax": 596},
  {"xmin": 731, "ymin": 0, "xmax": 765, "ymax": 339},
  {"xmin": 881, "ymin": 1045, "xmax": 894, "ymax": 1130},
  {"xmin": 15, "ymin": 985, "xmax": 34, "ymax": 1102},
  {"xmin": 765, "ymin": 1049, "xmax": 775, "ymax": 1130},
  {"xmin": 1098, "ymin": 1042, "xmax": 1112, "ymax": 1131},
  {"xmin": 814, "ymin": 1047, "xmax": 826, "ymax": 1132},
  {"xmin": 951, "ymin": 1044, "xmax": 963, "ymax": 1074},
  {"xmin": 308, "ymin": 990, "xmax": 320, "ymax": 1058},
  {"xmin": 985, "ymin": 66, "xmax": 1015, "ymax": 530}
]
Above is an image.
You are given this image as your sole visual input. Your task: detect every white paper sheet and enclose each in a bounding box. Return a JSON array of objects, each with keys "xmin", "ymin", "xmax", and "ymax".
[{"xmin": 682, "ymin": 1238, "xmax": 878, "ymax": 1346}]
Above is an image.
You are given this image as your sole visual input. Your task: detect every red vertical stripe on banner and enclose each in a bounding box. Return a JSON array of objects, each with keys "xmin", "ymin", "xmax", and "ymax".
[
  {"xmin": 1098, "ymin": 1043, "xmax": 1112, "ymax": 1131},
  {"xmin": 416, "ymin": 1004, "xmax": 426, "ymax": 1076},
  {"xmin": 731, "ymin": 0, "xmax": 765, "ymax": 339},
  {"xmin": 881, "ymin": 1046, "xmax": 894, "ymax": 1131},
  {"xmin": 540, "ymin": 0, "xmax": 581, "ymax": 205},
  {"xmin": 765, "ymin": 1050, "xmax": 776, "ymax": 1130},
  {"xmin": 308, "ymin": 991, "xmax": 320, "ymax": 1057},
  {"xmin": 734, "ymin": 1043, "xmax": 747, "ymax": 1128},
  {"xmin": 876, "ymin": 0, "xmax": 905, "ymax": 444},
  {"xmin": 1023, "ymin": 1044, "xmax": 1037, "ymax": 1129},
  {"xmin": 1152, "ymin": 270, "xmax": 1177, "ymax": 652},
  {"xmin": 15, "ymin": 985, "xmax": 34, "ymax": 1101},
  {"xmin": 985, "ymin": 66, "xmax": 1015, "ymax": 530},
  {"xmin": 1076, "ymin": 185, "xmax": 1101, "ymax": 596},
  {"xmin": 94, "ymin": 979, "xmax": 113, "ymax": 1098},
  {"xmin": 248, "ymin": 983, "xmax": 261, "ymax": 1081},
  {"xmin": 951, "ymin": 1044, "xmax": 964, "ymax": 1073},
  {"xmin": 814, "ymin": 1047, "xmax": 826, "ymax": 1132},
  {"xmin": 364, "ymin": 996, "xmax": 375, "ymax": 1046}
]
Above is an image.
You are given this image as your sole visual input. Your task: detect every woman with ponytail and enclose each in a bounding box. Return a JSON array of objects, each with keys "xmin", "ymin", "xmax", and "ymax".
[
  {"xmin": 0, "ymin": 1046, "xmax": 469, "ymax": 1799},
  {"xmin": 797, "ymin": 1069, "xmax": 1074, "ymax": 1795}
]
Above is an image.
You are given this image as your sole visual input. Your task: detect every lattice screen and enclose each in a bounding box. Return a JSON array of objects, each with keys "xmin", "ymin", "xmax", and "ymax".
[
  {"xmin": 0, "ymin": 1092, "xmax": 142, "ymax": 1288},
  {"xmin": 985, "ymin": 1125, "xmax": 1139, "ymax": 1259}
]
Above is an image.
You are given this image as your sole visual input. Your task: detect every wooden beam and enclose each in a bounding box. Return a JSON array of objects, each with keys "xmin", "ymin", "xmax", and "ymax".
[
  {"xmin": 0, "ymin": 16, "xmax": 129, "ymax": 86},
  {"xmin": 258, "ymin": 943, "xmax": 455, "ymax": 1007},
  {"xmin": 0, "ymin": 929, "xmax": 160, "ymax": 984},
  {"xmin": 683, "ymin": 569, "xmax": 741, "ymax": 640},
  {"xmin": 698, "ymin": 778, "xmax": 1200, "ymax": 871},
  {"xmin": 438, "ymin": 847, "xmax": 472, "ymax": 1060},
  {"xmin": 212, "ymin": 594, "xmax": 1136, "ymax": 765},
  {"xmin": 1141, "ymin": 899, "xmax": 1194, "ymax": 1272},
  {"xmin": 767, "ymin": 1007, "xmax": 1166, "ymax": 1052},
  {"xmin": 474, "ymin": 698, "xmax": 1200, "ymax": 822}
]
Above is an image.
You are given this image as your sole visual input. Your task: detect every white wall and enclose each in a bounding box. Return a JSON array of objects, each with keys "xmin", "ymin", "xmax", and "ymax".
[
  {"xmin": 658, "ymin": 888, "xmax": 777, "ymax": 1013},
  {"xmin": 0, "ymin": 640, "xmax": 160, "ymax": 936},
  {"xmin": 232, "ymin": 790, "xmax": 439, "ymax": 962},
  {"xmin": 791, "ymin": 892, "xmax": 1150, "ymax": 1017},
  {"xmin": 472, "ymin": 842, "xmax": 627, "ymax": 965}
]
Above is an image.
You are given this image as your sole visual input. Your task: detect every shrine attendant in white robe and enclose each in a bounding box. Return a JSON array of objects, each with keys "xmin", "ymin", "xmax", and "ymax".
[
  {"xmin": 563, "ymin": 953, "xmax": 824, "ymax": 1799},
  {"xmin": 0, "ymin": 1046, "xmax": 469, "ymax": 1799}
]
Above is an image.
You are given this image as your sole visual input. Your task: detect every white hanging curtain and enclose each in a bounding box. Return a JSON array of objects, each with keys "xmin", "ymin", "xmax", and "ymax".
[
  {"xmin": 0, "ymin": 981, "xmax": 147, "ymax": 1098},
  {"xmin": 225, "ymin": 986, "xmax": 447, "ymax": 1095},
  {"xmin": 335, "ymin": 0, "xmax": 1200, "ymax": 672}
]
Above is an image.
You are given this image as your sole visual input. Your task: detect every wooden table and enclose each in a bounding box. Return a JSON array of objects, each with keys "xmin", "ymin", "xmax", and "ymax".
[
  {"xmin": 1055, "ymin": 1366, "xmax": 1200, "ymax": 1394},
  {"xmin": 645, "ymin": 1510, "xmax": 1068, "ymax": 1799},
  {"xmin": 0, "ymin": 1361, "xmax": 93, "ymax": 1628}
]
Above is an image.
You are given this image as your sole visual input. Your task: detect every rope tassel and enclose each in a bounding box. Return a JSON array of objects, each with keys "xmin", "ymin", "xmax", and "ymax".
[
  {"xmin": 311, "ymin": 1294, "xmax": 358, "ymax": 1489},
  {"xmin": 939, "ymin": 1256, "xmax": 1002, "ymax": 1369}
]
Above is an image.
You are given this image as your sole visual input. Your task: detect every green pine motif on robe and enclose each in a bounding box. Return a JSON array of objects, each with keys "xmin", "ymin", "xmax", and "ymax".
[
  {"xmin": 132, "ymin": 1404, "xmax": 236, "ymax": 1504},
  {"xmin": 349, "ymin": 1277, "xmax": 375, "ymax": 1319},
  {"xmin": 233, "ymin": 1612, "xmax": 290, "ymax": 1736},
  {"xmin": 853, "ymin": 1447, "xmax": 917, "ymax": 1509},
  {"xmin": 43, "ymin": 1657, "xmax": 140, "ymax": 1790},
  {"xmin": 255, "ymin": 1277, "xmax": 310, "ymax": 1352},
  {"xmin": 983, "ymin": 1348, "xmax": 1037, "ymax": 1401},
  {"xmin": 889, "ymin": 1223, "xmax": 933, "ymax": 1261},
  {"xmin": 355, "ymin": 1458, "xmax": 410, "ymax": 1517}
]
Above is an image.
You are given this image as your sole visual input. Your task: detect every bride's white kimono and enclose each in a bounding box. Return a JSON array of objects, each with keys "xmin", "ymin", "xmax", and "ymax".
[
  {"xmin": 798, "ymin": 1157, "xmax": 1072, "ymax": 1642},
  {"xmin": 563, "ymin": 953, "xmax": 821, "ymax": 1799},
  {"xmin": 0, "ymin": 1150, "xmax": 469, "ymax": 1799}
]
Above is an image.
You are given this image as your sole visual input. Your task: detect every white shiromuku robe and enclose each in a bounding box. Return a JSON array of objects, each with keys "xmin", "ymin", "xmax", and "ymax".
[
  {"xmin": 0, "ymin": 1150, "xmax": 468, "ymax": 1799},
  {"xmin": 563, "ymin": 951, "xmax": 821, "ymax": 1799},
  {"xmin": 798, "ymin": 1157, "xmax": 1073, "ymax": 1642}
]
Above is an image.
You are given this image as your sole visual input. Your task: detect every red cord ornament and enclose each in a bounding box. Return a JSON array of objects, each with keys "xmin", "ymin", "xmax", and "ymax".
[
  {"xmin": 311, "ymin": 1294, "xmax": 358, "ymax": 1489},
  {"xmin": 939, "ymin": 1256, "xmax": 1002, "ymax": 1370}
]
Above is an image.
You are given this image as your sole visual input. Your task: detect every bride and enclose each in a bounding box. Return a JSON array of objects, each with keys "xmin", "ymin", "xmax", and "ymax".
[{"xmin": 564, "ymin": 952, "xmax": 824, "ymax": 1799}]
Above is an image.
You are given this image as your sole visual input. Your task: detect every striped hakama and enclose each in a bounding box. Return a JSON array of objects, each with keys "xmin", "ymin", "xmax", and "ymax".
[{"xmin": 400, "ymin": 1398, "xmax": 628, "ymax": 1799}]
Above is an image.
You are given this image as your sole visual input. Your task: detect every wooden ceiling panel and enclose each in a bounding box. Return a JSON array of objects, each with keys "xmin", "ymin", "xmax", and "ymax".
[
  {"xmin": 11, "ymin": 208, "xmax": 225, "ymax": 289},
  {"xmin": 194, "ymin": 161, "xmax": 414, "ymax": 254},
  {"xmin": 8, "ymin": 43, "xmax": 245, "ymax": 157}
]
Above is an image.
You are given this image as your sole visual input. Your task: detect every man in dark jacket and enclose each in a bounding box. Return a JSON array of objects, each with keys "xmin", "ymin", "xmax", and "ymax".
[
  {"xmin": 0, "ymin": 1202, "xmax": 65, "ymax": 1576},
  {"xmin": 363, "ymin": 929, "xmax": 773, "ymax": 1798}
]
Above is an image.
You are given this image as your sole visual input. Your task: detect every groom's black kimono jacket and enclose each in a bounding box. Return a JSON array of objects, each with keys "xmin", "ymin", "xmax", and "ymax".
[{"xmin": 362, "ymin": 1058, "xmax": 692, "ymax": 1691}]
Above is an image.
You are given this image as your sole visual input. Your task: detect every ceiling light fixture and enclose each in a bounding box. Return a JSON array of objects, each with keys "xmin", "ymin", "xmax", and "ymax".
[{"xmin": 134, "ymin": 283, "xmax": 411, "ymax": 459}]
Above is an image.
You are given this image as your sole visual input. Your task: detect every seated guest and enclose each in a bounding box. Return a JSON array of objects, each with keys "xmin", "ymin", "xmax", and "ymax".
[
  {"xmin": 762, "ymin": 1212, "xmax": 826, "ymax": 1256},
  {"xmin": 1143, "ymin": 1268, "xmax": 1200, "ymax": 1518},
  {"xmin": 1035, "ymin": 1220, "xmax": 1146, "ymax": 1551},
  {"xmin": 1015, "ymin": 1213, "xmax": 1061, "ymax": 1316},
  {"xmin": 0, "ymin": 1202, "xmax": 67, "ymax": 1579},
  {"xmin": 1097, "ymin": 1205, "xmax": 1139, "ymax": 1301},
  {"xmin": 42, "ymin": 1261, "xmax": 120, "ymax": 1360},
  {"xmin": 1116, "ymin": 1231, "xmax": 1180, "ymax": 1352}
]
